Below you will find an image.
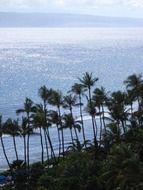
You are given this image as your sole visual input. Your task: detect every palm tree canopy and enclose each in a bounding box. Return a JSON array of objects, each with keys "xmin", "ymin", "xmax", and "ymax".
[
  {"xmin": 71, "ymin": 83, "xmax": 84, "ymax": 95},
  {"xmin": 38, "ymin": 86, "xmax": 52, "ymax": 103},
  {"xmin": 48, "ymin": 110, "xmax": 60, "ymax": 125},
  {"xmin": 62, "ymin": 113, "xmax": 81, "ymax": 131},
  {"xmin": 16, "ymin": 97, "xmax": 34, "ymax": 115},
  {"xmin": 78, "ymin": 72, "xmax": 98, "ymax": 90},
  {"xmin": 124, "ymin": 74, "xmax": 143, "ymax": 90},
  {"xmin": 48, "ymin": 89, "xmax": 63, "ymax": 107},
  {"xmin": 63, "ymin": 94, "xmax": 77, "ymax": 109},
  {"xmin": 3, "ymin": 118, "xmax": 20, "ymax": 136},
  {"xmin": 92, "ymin": 87, "xmax": 108, "ymax": 107}
]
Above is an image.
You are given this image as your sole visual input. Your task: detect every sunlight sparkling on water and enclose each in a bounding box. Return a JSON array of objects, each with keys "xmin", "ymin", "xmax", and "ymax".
[{"xmin": 0, "ymin": 27, "xmax": 143, "ymax": 169}]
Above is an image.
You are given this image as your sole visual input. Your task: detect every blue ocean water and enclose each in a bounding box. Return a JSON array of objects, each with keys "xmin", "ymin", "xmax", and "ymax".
[{"xmin": 0, "ymin": 27, "xmax": 143, "ymax": 170}]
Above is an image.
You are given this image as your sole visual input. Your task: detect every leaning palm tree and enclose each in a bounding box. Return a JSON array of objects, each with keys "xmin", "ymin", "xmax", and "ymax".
[
  {"xmin": 71, "ymin": 83, "xmax": 86, "ymax": 143},
  {"xmin": 4, "ymin": 118, "xmax": 20, "ymax": 161},
  {"xmin": 0, "ymin": 116, "xmax": 11, "ymax": 170},
  {"xmin": 16, "ymin": 97, "xmax": 34, "ymax": 169}
]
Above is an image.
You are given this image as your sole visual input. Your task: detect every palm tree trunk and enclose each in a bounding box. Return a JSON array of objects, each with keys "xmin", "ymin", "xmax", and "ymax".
[
  {"xmin": 79, "ymin": 95, "xmax": 86, "ymax": 144},
  {"xmin": 88, "ymin": 87, "xmax": 97, "ymax": 144},
  {"xmin": 39, "ymin": 127, "xmax": 44, "ymax": 164},
  {"xmin": 91, "ymin": 116, "xmax": 97, "ymax": 143},
  {"xmin": 0, "ymin": 136, "xmax": 11, "ymax": 169},
  {"xmin": 74, "ymin": 127, "xmax": 79, "ymax": 140},
  {"xmin": 13, "ymin": 135, "xmax": 19, "ymax": 161},
  {"xmin": 56, "ymin": 124, "xmax": 61, "ymax": 159},
  {"xmin": 99, "ymin": 107, "xmax": 103, "ymax": 145},
  {"xmin": 45, "ymin": 129, "xmax": 56, "ymax": 163},
  {"xmin": 27, "ymin": 113, "xmax": 30, "ymax": 170},
  {"xmin": 94, "ymin": 116, "xmax": 98, "ymax": 138},
  {"xmin": 23, "ymin": 135, "xmax": 27, "ymax": 164},
  {"xmin": 61, "ymin": 128, "xmax": 65, "ymax": 157},
  {"xmin": 102, "ymin": 105, "xmax": 106, "ymax": 133},
  {"xmin": 27, "ymin": 133, "xmax": 30, "ymax": 169},
  {"xmin": 70, "ymin": 128, "xmax": 74, "ymax": 144},
  {"xmin": 70, "ymin": 107, "xmax": 79, "ymax": 141},
  {"xmin": 58, "ymin": 106, "xmax": 65, "ymax": 156},
  {"xmin": 44, "ymin": 129, "xmax": 49, "ymax": 163}
]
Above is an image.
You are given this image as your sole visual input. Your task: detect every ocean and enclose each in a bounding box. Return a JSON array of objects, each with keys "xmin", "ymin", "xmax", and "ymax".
[{"xmin": 0, "ymin": 27, "xmax": 143, "ymax": 170}]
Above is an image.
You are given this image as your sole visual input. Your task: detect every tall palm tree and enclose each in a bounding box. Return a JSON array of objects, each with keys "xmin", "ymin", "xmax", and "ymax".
[
  {"xmin": 0, "ymin": 116, "xmax": 11, "ymax": 170},
  {"xmin": 16, "ymin": 97, "xmax": 34, "ymax": 169},
  {"xmin": 48, "ymin": 89, "xmax": 65, "ymax": 156},
  {"xmin": 79, "ymin": 72, "xmax": 98, "ymax": 144},
  {"xmin": 32, "ymin": 103, "xmax": 56, "ymax": 163},
  {"xmin": 38, "ymin": 86, "xmax": 52, "ymax": 161},
  {"xmin": 63, "ymin": 94, "xmax": 79, "ymax": 140},
  {"xmin": 93, "ymin": 87, "xmax": 108, "ymax": 133},
  {"xmin": 71, "ymin": 83, "xmax": 86, "ymax": 143},
  {"xmin": 4, "ymin": 118, "xmax": 20, "ymax": 161},
  {"xmin": 32, "ymin": 104, "xmax": 45, "ymax": 164}
]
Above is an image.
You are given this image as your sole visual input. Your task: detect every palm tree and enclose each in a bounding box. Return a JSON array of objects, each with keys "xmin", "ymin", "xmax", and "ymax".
[
  {"xmin": 38, "ymin": 86, "xmax": 52, "ymax": 161},
  {"xmin": 32, "ymin": 104, "xmax": 45, "ymax": 164},
  {"xmin": 79, "ymin": 72, "xmax": 98, "ymax": 143},
  {"xmin": 16, "ymin": 97, "xmax": 34, "ymax": 169},
  {"xmin": 0, "ymin": 116, "xmax": 11, "ymax": 170},
  {"xmin": 86, "ymin": 100, "xmax": 97, "ymax": 141},
  {"xmin": 32, "ymin": 103, "xmax": 56, "ymax": 163},
  {"xmin": 93, "ymin": 87, "xmax": 108, "ymax": 132},
  {"xmin": 71, "ymin": 83, "xmax": 86, "ymax": 143},
  {"xmin": 124, "ymin": 74, "xmax": 143, "ymax": 111},
  {"xmin": 63, "ymin": 94, "xmax": 79, "ymax": 140},
  {"xmin": 48, "ymin": 89, "xmax": 65, "ymax": 156},
  {"xmin": 4, "ymin": 118, "xmax": 20, "ymax": 161},
  {"xmin": 62, "ymin": 113, "xmax": 81, "ymax": 144},
  {"xmin": 78, "ymin": 72, "xmax": 98, "ymax": 101},
  {"xmin": 107, "ymin": 91, "xmax": 129, "ymax": 133},
  {"xmin": 48, "ymin": 110, "xmax": 61, "ymax": 158},
  {"xmin": 38, "ymin": 86, "xmax": 50, "ymax": 109}
]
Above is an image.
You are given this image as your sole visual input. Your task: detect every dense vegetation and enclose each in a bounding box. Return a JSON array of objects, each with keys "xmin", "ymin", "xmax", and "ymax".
[{"xmin": 1, "ymin": 72, "xmax": 143, "ymax": 190}]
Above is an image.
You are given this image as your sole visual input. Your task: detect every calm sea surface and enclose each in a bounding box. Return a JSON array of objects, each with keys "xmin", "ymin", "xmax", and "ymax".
[{"xmin": 0, "ymin": 27, "xmax": 143, "ymax": 170}]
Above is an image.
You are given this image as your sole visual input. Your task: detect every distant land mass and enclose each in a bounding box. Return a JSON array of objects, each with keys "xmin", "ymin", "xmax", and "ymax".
[{"xmin": 0, "ymin": 12, "xmax": 143, "ymax": 27}]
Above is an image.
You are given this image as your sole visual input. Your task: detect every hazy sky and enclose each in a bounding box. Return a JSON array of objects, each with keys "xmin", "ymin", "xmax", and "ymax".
[{"xmin": 1, "ymin": 0, "xmax": 143, "ymax": 18}]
